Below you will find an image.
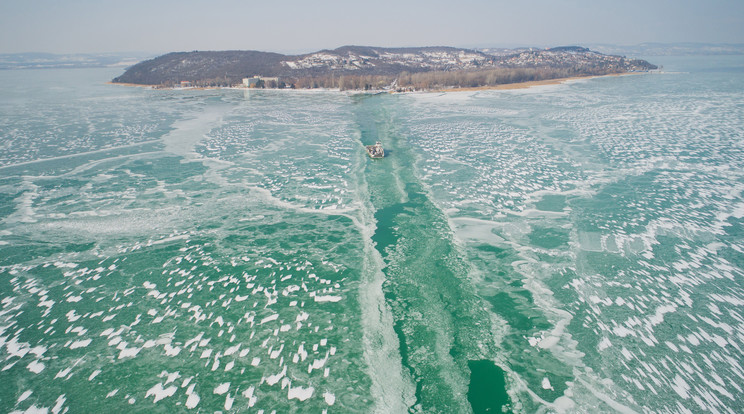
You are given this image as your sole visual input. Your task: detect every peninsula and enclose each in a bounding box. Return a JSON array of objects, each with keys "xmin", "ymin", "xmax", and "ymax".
[{"xmin": 112, "ymin": 45, "xmax": 656, "ymax": 91}]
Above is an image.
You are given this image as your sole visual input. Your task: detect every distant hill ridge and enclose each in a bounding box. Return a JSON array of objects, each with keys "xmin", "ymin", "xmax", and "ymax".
[{"xmin": 112, "ymin": 45, "xmax": 657, "ymax": 90}]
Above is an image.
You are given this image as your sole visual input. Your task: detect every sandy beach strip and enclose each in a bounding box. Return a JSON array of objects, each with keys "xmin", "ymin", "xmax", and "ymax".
[
  {"xmin": 106, "ymin": 81, "xmax": 156, "ymax": 88},
  {"xmin": 437, "ymin": 73, "xmax": 636, "ymax": 93}
]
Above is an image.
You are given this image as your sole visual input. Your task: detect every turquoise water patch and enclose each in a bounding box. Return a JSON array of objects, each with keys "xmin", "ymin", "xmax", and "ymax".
[
  {"xmin": 467, "ymin": 360, "xmax": 510, "ymax": 413},
  {"xmin": 534, "ymin": 194, "xmax": 566, "ymax": 212},
  {"xmin": 528, "ymin": 225, "xmax": 570, "ymax": 249}
]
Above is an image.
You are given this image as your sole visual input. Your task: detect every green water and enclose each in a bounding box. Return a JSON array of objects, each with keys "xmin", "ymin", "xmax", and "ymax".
[
  {"xmin": 467, "ymin": 360, "xmax": 509, "ymax": 413},
  {"xmin": 2, "ymin": 57, "xmax": 744, "ymax": 413},
  {"xmin": 356, "ymin": 96, "xmax": 509, "ymax": 412}
]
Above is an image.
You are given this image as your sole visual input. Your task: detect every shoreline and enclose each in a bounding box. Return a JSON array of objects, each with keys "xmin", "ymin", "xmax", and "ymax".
[
  {"xmin": 435, "ymin": 72, "xmax": 637, "ymax": 93},
  {"xmin": 107, "ymin": 72, "xmax": 645, "ymax": 93},
  {"xmin": 106, "ymin": 81, "xmax": 156, "ymax": 89}
]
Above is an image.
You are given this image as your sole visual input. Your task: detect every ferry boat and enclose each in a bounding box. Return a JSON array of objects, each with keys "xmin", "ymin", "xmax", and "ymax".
[{"xmin": 366, "ymin": 142, "xmax": 384, "ymax": 159}]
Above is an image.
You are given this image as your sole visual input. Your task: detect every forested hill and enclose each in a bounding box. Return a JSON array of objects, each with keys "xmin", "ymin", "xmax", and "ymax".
[{"xmin": 112, "ymin": 45, "xmax": 657, "ymax": 90}]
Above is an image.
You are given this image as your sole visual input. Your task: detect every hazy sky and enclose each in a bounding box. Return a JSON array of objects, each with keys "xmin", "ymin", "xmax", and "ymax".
[{"xmin": 1, "ymin": 0, "xmax": 742, "ymax": 54}]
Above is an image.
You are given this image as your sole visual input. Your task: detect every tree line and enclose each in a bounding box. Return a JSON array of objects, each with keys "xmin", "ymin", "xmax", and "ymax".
[
  {"xmin": 153, "ymin": 66, "xmax": 627, "ymax": 91},
  {"xmin": 394, "ymin": 66, "xmax": 625, "ymax": 90},
  {"xmin": 283, "ymin": 66, "xmax": 625, "ymax": 91},
  {"xmin": 289, "ymin": 74, "xmax": 392, "ymax": 90}
]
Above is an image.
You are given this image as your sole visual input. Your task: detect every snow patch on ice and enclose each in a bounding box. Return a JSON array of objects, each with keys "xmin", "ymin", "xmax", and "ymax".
[
  {"xmin": 323, "ymin": 391, "xmax": 336, "ymax": 405},
  {"xmin": 314, "ymin": 295, "xmax": 342, "ymax": 303},
  {"xmin": 69, "ymin": 339, "xmax": 91, "ymax": 349},
  {"xmin": 213, "ymin": 382, "xmax": 230, "ymax": 395},
  {"xmin": 145, "ymin": 383, "xmax": 177, "ymax": 403},
  {"xmin": 185, "ymin": 391, "xmax": 200, "ymax": 409},
  {"xmin": 18, "ymin": 390, "xmax": 33, "ymax": 403},
  {"xmin": 288, "ymin": 384, "xmax": 315, "ymax": 401},
  {"xmin": 27, "ymin": 360, "xmax": 45, "ymax": 373}
]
